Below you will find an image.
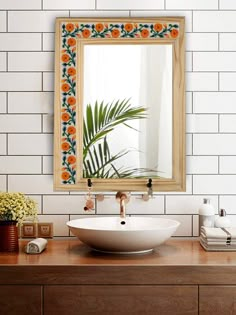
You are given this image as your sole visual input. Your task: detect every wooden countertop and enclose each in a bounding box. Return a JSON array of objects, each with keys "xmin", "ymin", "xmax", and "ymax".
[
  {"xmin": 1, "ymin": 239, "xmax": 236, "ymax": 285},
  {"xmin": 1, "ymin": 238, "xmax": 236, "ymax": 265}
]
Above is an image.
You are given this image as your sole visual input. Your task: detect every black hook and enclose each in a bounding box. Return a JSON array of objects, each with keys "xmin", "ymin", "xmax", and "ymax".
[
  {"xmin": 87, "ymin": 178, "xmax": 92, "ymax": 188},
  {"xmin": 147, "ymin": 178, "xmax": 152, "ymax": 188}
]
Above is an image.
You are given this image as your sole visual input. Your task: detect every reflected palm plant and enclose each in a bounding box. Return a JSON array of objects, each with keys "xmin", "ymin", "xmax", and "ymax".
[{"xmin": 83, "ymin": 99, "xmax": 155, "ymax": 178}]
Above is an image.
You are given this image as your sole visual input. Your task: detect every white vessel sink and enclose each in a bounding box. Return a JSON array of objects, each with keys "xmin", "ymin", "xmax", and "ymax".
[{"xmin": 67, "ymin": 217, "xmax": 180, "ymax": 254}]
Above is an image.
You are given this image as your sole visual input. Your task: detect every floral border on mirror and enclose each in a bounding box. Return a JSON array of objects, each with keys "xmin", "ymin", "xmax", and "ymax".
[{"xmin": 59, "ymin": 21, "xmax": 180, "ymax": 185}]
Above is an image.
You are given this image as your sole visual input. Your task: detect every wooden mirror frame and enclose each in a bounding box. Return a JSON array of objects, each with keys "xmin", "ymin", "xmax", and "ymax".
[{"xmin": 54, "ymin": 17, "xmax": 185, "ymax": 192}]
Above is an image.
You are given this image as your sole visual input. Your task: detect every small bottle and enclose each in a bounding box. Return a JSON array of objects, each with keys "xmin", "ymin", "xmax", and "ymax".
[
  {"xmin": 198, "ymin": 198, "xmax": 215, "ymax": 235},
  {"xmin": 215, "ymin": 209, "xmax": 231, "ymax": 228}
]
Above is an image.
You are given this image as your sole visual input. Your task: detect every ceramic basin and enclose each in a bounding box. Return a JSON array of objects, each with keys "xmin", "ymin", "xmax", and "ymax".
[{"xmin": 67, "ymin": 217, "xmax": 180, "ymax": 254}]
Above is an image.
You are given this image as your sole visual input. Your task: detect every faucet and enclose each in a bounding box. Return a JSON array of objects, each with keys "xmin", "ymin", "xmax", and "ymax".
[{"xmin": 116, "ymin": 191, "xmax": 129, "ymax": 220}]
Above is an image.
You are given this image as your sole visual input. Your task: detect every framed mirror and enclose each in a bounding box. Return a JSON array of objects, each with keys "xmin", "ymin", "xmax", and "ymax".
[{"xmin": 54, "ymin": 17, "xmax": 185, "ymax": 192}]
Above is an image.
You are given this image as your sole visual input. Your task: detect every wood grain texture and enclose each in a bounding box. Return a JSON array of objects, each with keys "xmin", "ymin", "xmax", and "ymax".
[
  {"xmin": 0, "ymin": 285, "xmax": 42, "ymax": 315},
  {"xmin": 200, "ymin": 286, "xmax": 236, "ymax": 315},
  {"xmin": 44, "ymin": 285, "xmax": 198, "ymax": 315},
  {"xmin": 0, "ymin": 240, "xmax": 236, "ymax": 285}
]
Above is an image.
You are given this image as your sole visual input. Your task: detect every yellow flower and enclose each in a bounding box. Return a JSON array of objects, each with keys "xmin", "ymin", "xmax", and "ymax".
[{"xmin": 0, "ymin": 192, "xmax": 37, "ymax": 224}]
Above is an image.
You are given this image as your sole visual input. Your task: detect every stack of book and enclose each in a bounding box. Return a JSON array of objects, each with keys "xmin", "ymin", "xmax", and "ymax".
[{"xmin": 200, "ymin": 226, "xmax": 236, "ymax": 251}]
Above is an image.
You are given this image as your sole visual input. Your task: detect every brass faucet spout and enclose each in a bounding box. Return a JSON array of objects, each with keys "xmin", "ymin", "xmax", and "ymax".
[{"xmin": 116, "ymin": 191, "xmax": 129, "ymax": 220}]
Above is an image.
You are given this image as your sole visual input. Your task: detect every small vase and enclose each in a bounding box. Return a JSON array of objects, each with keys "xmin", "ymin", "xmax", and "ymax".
[{"xmin": 0, "ymin": 220, "xmax": 19, "ymax": 252}]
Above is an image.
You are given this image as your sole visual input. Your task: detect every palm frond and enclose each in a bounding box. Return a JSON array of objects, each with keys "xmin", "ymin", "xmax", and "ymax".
[
  {"xmin": 83, "ymin": 136, "xmax": 130, "ymax": 178},
  {"xmin": 83, "ymin": 99, "xmax": 147, "ymax": 157},
  {"xmin": 83, "ymin": 99, "xmax": 160, "ymax": 179}
]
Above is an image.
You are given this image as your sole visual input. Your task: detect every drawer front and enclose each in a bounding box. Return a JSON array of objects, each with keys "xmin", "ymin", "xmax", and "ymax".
[
  {"xmin": 44, "ymin": 285, "xmax": 198, "ymax": 315},
  {"xmin": 200, "ymin": 285, "xmax": 236, "ymax": 315},
  {"xmin": 0, "ymin": 285, "xmax": 42, "ymax": 315}
]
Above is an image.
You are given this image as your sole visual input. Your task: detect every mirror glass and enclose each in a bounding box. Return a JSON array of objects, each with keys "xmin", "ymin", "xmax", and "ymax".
[{"xmin": 83, "ymin": 44, "xmax": 173, "ymax": 179}]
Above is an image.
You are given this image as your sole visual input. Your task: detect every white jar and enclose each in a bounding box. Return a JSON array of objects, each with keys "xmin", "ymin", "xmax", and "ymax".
[
  {"xmin": 215, "ymin": 209, "xmax": 231, "ymax": 228},
  {"xmin": 198, "ymin": 198, "xmax": 215, "ymax": 235}
]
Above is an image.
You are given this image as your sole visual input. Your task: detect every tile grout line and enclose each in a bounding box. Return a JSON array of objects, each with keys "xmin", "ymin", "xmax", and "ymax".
[
  {"xmin": 218, "ymin": 156, "xmax": 220, "ymax": 175},
  {"xmin": 191, "ymin": 215, "xmax": 193, "ymax": 236},
  {"xmin": 192, "ymin": 10, "xmax": 193, "ymax": 32},
  {"xmin": 57, "ymin": 8, "xmax": 229, "ymax": 12},
  {"xmin": 41, "ymin": 156, "xmax": 43, "ymax": 175},
  {"xmin": 218, "ymin": 113, "xmax": 220, "ymax": 133},
  {"xmin": 191, "ymin": 91, "xmax": 194, "ymax": 113},
  {"xmin": 6, "ymin": 92, "xmax": 8, "ymax": 114},
  {"xmin": 164, "ymin": 195, "xmax": 166, "ymax": 214},
  {"xmin": 6, "ymin": 174, "xmax": 8, "ymax": 192},
  {"xmin": 6, "ymin": 10, "xmax": 8, "ymax": 33}
]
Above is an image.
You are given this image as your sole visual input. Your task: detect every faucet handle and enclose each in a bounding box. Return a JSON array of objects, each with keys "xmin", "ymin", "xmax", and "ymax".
[{"xmin": 115, "ymin": 191, "xmax": 130, "ymax": 204}]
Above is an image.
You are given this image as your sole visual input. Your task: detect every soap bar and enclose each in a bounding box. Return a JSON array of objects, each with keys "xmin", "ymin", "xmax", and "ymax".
[{"xmin": 25, "ymin": 238, "xmax": 48, "ymax": 254}]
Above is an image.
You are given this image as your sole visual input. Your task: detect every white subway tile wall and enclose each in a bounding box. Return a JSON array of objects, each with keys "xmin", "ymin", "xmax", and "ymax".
[{"xmin": 1, "ymin": 0, "xmax": 236, "ymax": 237}]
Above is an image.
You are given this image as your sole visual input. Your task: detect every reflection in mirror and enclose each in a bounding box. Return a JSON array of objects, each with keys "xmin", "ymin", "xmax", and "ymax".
[{"xmin": 83, "ymin": 44, "xmax": 172, "ymax": 179}]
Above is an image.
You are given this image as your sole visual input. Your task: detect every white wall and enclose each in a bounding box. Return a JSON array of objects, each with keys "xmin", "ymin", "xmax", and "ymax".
[{"xmin": 0, "ymin": 0, "xmax": 236, "ymax": 237}]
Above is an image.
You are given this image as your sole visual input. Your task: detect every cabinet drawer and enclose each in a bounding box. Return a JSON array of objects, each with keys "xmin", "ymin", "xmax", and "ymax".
[
  {"xmin": 0, "ymin": 285, "xmax": 42, "ymax": 315},
  {"xmin": 200, "ymin": 285, "xmax": 236, "ymax": 315},
  {"xmin": 44, "ymin": 285, "xmax": 198, "ymax": 315}
]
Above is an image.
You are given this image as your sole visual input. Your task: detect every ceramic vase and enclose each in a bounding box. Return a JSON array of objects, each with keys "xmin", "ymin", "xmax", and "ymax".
[{"xmin": 0, "ymin": 221, "xmax": 19, "ymax": 252}]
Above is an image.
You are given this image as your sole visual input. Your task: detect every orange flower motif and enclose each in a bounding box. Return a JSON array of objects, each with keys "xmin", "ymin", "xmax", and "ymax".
[
  {"xmin": 95, "ymin": 23, "xmax": 104, "ymax": 32},
  {"xmin": 170, "ymin": 29, "xmax": 179, "ymax": 38},
  {"xmin": 154, "ymin": 23, "xmax": 163, "ymax": 32},
  {"xmin": 67, "ymin": 126, "xmax": 76, "ymax": 135},
  {"xmin": 124, "ymin": 23, "xmax": 133, "ymax": 32},
  {"xmin": 61, "ymin": 83, "xmax": 70, "ymax": 92},
  {"xmin": 61, "ymin": 54, "xmax": 70, "ymax": 63},
  {"xmin": 61, "ymin": 142, "xmax": 70, "ymax": 151},
  {"xmin": 141, "ymin": 29, "xmax": 149, "ymax": 38},
  {"xmin": 82, "ymin": 29, "xmax": 91, "ymax": 38},
  {"xmin": 67, "ymin": 96, "xmax": 76, "ymax": 105},
  {"xmin": 111, "ymin": 29, "xmax": 120, "ymax": 38},
  {"xmin": 62, "ymin": 113, "xmax": 70, "ymax": 122},
  {"xmin": 61, "ymin": 171, "xmax": 70, "ymax": 181},
  {"xmin": 67, "ymin": 38, "xmax": 76, "ymax": 46},
  {"xmin": 67, "ymin": 67, "xmax": 76, "ymax": 76},
  {"xmin": 67, "ymin": 155, "xmax": 76, "ymax": 164},
  {"xmin": 66, "ymin": 23, "xmax": 74, "ymax": 32}
]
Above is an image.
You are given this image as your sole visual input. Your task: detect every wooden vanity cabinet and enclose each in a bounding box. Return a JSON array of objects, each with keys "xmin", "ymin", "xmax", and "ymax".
[
  {"xmin": 0, "ymin": 285, "xmax": 42, "ymax": 315},
  {"xmin": 1, "ymin": 240, "xmax": 236, "ymax": 315},
  {"xmin": 199, "ymin": 286, "xmax": 236, "ymax": 315},
  {"xmin": 44, "ymin": 285, "xmax": 198, "ymax": 315}
]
